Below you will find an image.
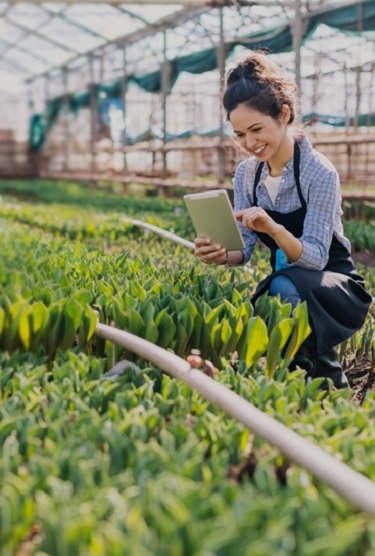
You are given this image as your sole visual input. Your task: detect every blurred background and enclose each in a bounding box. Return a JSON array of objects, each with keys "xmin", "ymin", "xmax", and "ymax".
[{"xmin": 0, "ymin": 0, "xmax": 374, "ymax": 201}]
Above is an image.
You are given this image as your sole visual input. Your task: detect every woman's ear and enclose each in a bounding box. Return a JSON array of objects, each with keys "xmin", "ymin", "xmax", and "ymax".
[{"xmin": 280, "ymin": 104, "xmax": 291, "ymax": 124}]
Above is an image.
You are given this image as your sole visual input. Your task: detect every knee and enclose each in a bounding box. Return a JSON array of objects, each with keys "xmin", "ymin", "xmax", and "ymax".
[{"xmin": 269, "ymin": 275, "xmax": 301, "ymax": 306}]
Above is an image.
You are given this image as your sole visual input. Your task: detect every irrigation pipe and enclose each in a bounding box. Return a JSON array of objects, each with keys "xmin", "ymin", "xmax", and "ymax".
[
  {"xmin": 122, "ymin": 216, "xmax": 195, "ymax": 249},
  {"xmin": 96, "ymin": 322, "xmax": 375, "ymax": 517},
  {"xmin": 121, "ymin": 217, "xmax": 375, "ymax": 302},
  {"xmin": 121, "ymin": 216, "xmax": 254, "ymax": 275}
]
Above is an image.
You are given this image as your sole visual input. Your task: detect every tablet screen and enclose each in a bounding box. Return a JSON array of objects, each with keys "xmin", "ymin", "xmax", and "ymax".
[{"xmin": 184, "ymin": 189, "xmax": 245, "ymax": 251}]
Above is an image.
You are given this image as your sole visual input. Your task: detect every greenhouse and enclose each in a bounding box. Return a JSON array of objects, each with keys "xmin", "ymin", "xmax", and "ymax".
[{"xmin": 1, "ymin": 0, "xmax": 375, "ymax": 554}]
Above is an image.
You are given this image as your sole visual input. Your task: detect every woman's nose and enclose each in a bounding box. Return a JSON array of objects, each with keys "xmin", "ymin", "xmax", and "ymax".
[{"xmin": 245, "ymin": 135, "xmax": 255, "ymax": 149}]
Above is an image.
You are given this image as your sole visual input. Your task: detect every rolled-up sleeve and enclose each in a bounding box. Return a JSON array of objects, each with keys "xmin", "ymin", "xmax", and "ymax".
[
  {"xmin": 233, "ymin": 161, "xmax": 258, "ymax": 264},
  {"xmin": 288, "ymin": 169, "xmax": 339, "ymax": 270}
]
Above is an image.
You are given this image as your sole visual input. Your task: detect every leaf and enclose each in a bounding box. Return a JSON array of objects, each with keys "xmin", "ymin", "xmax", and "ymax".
[
  {"xmin": 155, "ymin": 309, "xmax": 176, "ymax": 349},
  {"xmin": 226, "ymin": 315, "xmax": 244, "ymax": 354},
  {"xmin": 254, "ymin": 294, "xmax": 271, "ymax": 321},
  {"xmin": 142, "ymin": 301, "xmax": 158, "ymax": 344},
  {"xmin": 206, "ymin": 304, "xmax": 225, "ymax": 327},
  {"xmin": 129, "ymin": 282, "xmax": 146, "ymax": 300},
  {"xmin": 46, "ymin": 303, "xmax": 64, "ymax": 358},
  {"xmin": 212, "ymin": 319, "xmax": 233, "ymax": 358},
  {"xmin": 58, "ymin": 299, "xmax": 83, "ymax": 351},
  {"xmin": 3, "ymin": 301, "xmax": 29, "ymax": 352},
  {"xmin": 73, "ymin": 289, "xmax": 93, "ymax": 306},
  {"xmin": 0, "ymin": 306, "xmax": 4, "ymax": 338},
  {"xmin": 127, "ymin": 308, "xmax": 145, "ymax": 337},
  {"xmin": 239, "ymin": 316, "xmax": 268, "ymax": 368},
  {"xmin": 111, "ymin": 297, "xmax": 128, "ymax": 329},
  {"xmin": 265, "ymin": 318, "xmax": 294, "ymax": 379},
  {"xmin": 284, "ymin": 302, "xmax": 311, "ymax": 359},
  {"xmin": 78, "ymin": 305, "xmax": 98, "ymax": 348},
  {"xmin": 18, "ymin": 305, "xmax": 31, "ymax": 351}
]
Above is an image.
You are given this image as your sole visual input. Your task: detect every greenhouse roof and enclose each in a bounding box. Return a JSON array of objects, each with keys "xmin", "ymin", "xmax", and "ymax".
[{"xmin": 0, "ymin": 0, "xmax": 374, "ymax": 94}]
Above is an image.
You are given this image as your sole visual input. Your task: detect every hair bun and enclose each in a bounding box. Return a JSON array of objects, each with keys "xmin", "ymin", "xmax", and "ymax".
[{"xmin": 226, "ymin": 52, "xmax": 282, "ymax": 87}]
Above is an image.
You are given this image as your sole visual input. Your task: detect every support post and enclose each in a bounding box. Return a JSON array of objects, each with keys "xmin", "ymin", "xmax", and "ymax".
[
  {"xmin": 43, "ymin": 73, "xmax": 50, "ymax": 176},
  {"xmin": 121, "ymin": 46, "xmax": 128, "ymax": 175},
  {"xmin": 354, "ymin": 66, "xmax": 361, "ymax": 132},
  {"xmin": 217, "ymin": 6, "xmax": 226, "ymax": 185},
  {"xmin": 89, "ymin": 54, "xmax": 97, "ymax": 183},
  {"xmin": 292, "ymin": 0, "xmax": 302, "ymax": 113},
  {"xmin": 63, "ymin": 67, "xmax": 69, "ymax": 172},
  {"xmin": 161, "ymin": 30, "xmax": 171, "ymax": 186},
  {"xmin": 343, "ymin": 62, "xmax": 350, "ymax": 135}
]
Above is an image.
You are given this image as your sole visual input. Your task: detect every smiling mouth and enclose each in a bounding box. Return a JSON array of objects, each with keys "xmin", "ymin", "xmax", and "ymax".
[{"xmin": 253, "ymin": 144, "xmax": 266, "ymax": 155}]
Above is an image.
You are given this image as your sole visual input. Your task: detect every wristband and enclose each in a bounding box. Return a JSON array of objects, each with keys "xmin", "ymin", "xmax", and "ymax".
[{"xmin": 219, "ymin": 250, "xmax": 229, "ymax": 265}]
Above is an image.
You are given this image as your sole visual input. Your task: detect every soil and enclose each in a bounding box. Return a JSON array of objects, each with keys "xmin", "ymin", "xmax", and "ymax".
[
  {"xmin": 346, "ymin": 353, "xmax": 375, "ymax": 404},
  {"xmin": 352, "ymin": 249, "xmax": 375, "ymax": 268},
  {"xmin": 348, "ymin": 251, "xmax": 375, "ymax": 402}
]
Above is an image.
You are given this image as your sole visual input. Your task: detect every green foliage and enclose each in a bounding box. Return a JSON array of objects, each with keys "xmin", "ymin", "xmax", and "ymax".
[
  {"xmin": 344, "ymin": 220, "xmax": 375, "ymax": 252},
  {"xmin": 0, "ymin": 192, "xmax": 374, "ymax": 554}
]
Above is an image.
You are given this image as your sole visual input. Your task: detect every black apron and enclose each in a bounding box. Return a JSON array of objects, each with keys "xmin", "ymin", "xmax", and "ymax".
[{"xmin": 251, "ymin": 142, "xmax": 372, "ymax": 355}]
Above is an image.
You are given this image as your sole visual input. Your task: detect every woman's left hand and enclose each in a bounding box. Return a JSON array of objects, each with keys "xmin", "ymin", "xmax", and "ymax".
[{"xmin": 235, "ymin": 207, "xmax": 282, "ymax": 237}]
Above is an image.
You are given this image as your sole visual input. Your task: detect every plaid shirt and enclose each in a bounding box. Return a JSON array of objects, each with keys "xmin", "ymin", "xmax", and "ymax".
[{"xmin": 233, "ymin": 135, "xmax": 351, "ymax": 270}]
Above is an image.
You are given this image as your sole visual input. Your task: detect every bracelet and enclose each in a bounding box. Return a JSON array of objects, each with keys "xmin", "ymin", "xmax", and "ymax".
[{"xmin": 219, "ymin": 250, "xmax": 229, "ymax": 265}]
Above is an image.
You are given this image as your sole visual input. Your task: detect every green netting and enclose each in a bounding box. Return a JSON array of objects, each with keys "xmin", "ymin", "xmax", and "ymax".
[
  {"xmin": 29, "ymin": 114, "xmax": 45, "ymax": 152},
  {"xmin": 69, "ymin": 91, "xmax": 91, "ymax": 114},
  {"xmin": 230, "ymin": 24, "xmax": 293, "ymax": 53},
  {"xmin": 310, "ymin": 0, "xmax": 375, "ymax": 32},
  {"xmin": 29, "ymin": 0, "xmax": 375, "ymax": 150},
  {"xmin": 131, "ymin": 70, "xmax": 162, "ymax": 93},
  {"xmin": 173, "ymin": 48, "xmax": 218, "ymax": 75},
  {"xmin": 303, "ymin": 112, "xmax": 375, "ymax": 127},
  {"xmin": 46, "ymin": 97, "xmax": 65, "ymax": 131}
]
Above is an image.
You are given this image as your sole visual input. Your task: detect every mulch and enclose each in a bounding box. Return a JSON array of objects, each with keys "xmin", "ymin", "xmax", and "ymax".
[
  {"xmin": 346, "ymin": 353, "xmax": 375, "ymax": 404},
  {"xmin": 347, "ymin": 251, "xmax": 375, "ymax": 403}
]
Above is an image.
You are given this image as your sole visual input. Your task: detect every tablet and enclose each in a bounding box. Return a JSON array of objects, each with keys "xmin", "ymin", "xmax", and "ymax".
[{"xmin": 184, "ymin": 189, "xmax": 245, "ymax": 251}]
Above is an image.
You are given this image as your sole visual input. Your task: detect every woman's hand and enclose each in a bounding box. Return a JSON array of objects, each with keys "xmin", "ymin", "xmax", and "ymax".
[
  {"xmin": 194, "ymin": 237, "xmax": 227, "ymax": 265},
  {"xmin": 235, "ymin": 207, "xmax": 283, "ymax": 237}
]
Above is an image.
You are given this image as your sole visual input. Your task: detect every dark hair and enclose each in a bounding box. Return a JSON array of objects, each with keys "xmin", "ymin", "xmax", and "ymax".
[{"xmin": 223, "ymin": 52, "xmax": 297, "ymax": 124}]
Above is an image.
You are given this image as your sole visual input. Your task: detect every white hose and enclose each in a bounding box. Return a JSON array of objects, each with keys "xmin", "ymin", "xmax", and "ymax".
[
  {"xmin": 121, "ymin": 216, "xmax": 254, "ymax": 275},
  {"xmin": 96, "ymin": 322, "xmax": 375, "ymax": 516}
]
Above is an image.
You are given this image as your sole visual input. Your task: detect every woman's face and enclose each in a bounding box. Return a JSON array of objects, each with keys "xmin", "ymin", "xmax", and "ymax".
[{"xmin": 229, "ymin": 103, "xmax": 290, "ymax": 164}]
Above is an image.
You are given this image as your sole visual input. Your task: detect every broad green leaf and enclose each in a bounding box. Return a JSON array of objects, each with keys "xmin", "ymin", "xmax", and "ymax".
[
  {"xmin": 175, "ymin": 322, "xmax": 188, "ymax": 356},
  {"xmin": 284, "ymin": 302, "xmax": 311, "ymax": 359},
  {"xmin": 127, "ymin": 308, "xmax": 145, "ymax": 337},
  {"xmin": 129, "ymin": 282, "xmax": 146, "ymax": 300},
  {"xmin": 111, "ymin": 298, "xmax": 128, "ymax": 329},
  {"xmin": 78, "ymin": 305, "xmax": 98, "ymax": 347},
  {"xmin": 58, "ymin": 299, "xmax": 83, "ymax": 351},
  {"xmin": 265, "ymin": 318, "xmax": 294, "ymax": 379},
  {"xmin": 178, "ymin": 309, "xmax": 194, "ymax": 339},
  {"xmin": 73, "ymin": 289, "xmax": 93, "ymax": 306},
  {"xmin": 0, "ymin": 306, "xmax": 4, "ymax": 337},
  {"xmin": 240, "ymin": 316, "xmax": 268, "ymax": 368},
  {"xmin": 16, "ymin": 305, "xmax": 31, "ymax": 351},
  {"xmin": 3, "ymin": 301, "xmax": 28, "ymax": 352},
  {"xmin": 206, "ymin": 304, "xmax": 225, "ymax": 327},
  {"xmin": 226, "ymin": 315, "xmax": 244, "ymax": 354}
]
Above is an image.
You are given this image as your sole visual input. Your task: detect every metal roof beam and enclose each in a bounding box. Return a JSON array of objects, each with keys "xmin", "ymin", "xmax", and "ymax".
[
  {"xmin": 0, "ymin": 56, "xmax": 34, "ymax": 76},
  {"xmin": 25, "ymin": 5, "xmax": 208, "ymax": 82},
  {"xmin": 0, "ymin": 37, "xmax": 52, "ymax": 64},
  {"xmin": 38, "ymin": 5, "xmax": 109, "ymax": 41},
  {"xmin": 7, "ymin": 17, "xmax": 80, "ymax": 54},
  {"xmin": 3, "ymin": 0, "xmax": 295, "ymax": 6},
  {"xmin": 112, "ymin": 5, "xmax": 150, "ymax": 27}
]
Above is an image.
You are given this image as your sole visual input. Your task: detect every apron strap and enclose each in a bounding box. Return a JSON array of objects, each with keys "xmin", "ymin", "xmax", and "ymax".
[{"xmin": 253, "ymin": 141, "xmax": 306, "ymax": 210}]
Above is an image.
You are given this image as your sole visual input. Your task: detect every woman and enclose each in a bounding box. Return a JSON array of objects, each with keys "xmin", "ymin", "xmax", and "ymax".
[{"xmin": 194, "ymin": 52, "xmax": 372, "ymax": 389}]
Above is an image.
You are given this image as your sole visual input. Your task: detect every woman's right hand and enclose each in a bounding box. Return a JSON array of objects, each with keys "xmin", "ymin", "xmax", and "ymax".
[{"xmin": 194, "ymin": 237, "xmax": 227, "ymax": 265}]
